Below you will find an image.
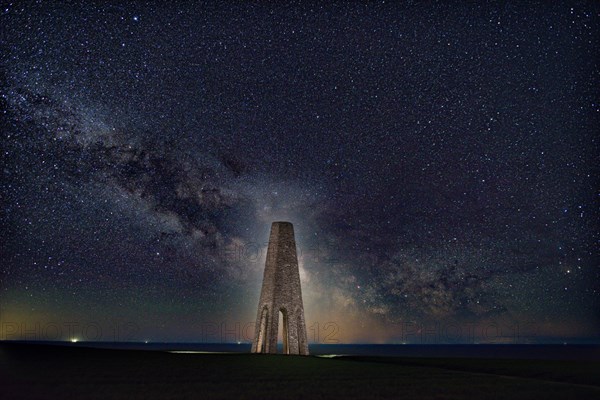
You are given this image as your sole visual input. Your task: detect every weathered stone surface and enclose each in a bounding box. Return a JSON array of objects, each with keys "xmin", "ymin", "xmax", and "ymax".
[{"xmin": 251, "ymin": 222, "xmax": 309, "ymax": 355}]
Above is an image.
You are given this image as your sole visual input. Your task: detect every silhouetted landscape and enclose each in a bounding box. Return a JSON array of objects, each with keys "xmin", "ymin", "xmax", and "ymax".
[{"xmin": 2, "ymin": 342, "xmax": 599, "ymax": 399}]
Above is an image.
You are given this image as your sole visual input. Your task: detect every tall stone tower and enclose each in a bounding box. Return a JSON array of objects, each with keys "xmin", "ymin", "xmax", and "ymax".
[{"xmin": 251, "ymin": 222, "xmax": 309, "ymax": 355}]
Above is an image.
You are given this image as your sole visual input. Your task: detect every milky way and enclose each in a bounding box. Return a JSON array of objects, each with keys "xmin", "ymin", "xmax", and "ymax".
[{"xmin": 1, "ymin": 2, "xmax": 598, "ymax": 343}]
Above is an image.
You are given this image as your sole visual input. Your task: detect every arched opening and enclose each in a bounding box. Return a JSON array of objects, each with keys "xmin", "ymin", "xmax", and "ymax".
[
  {"xmin": 278, "ymin": 308, "xmax": 289, "ymax": 354},
  {"xmin": 256, "ymin": 307, "xmax": 269, "ymax": 353}
]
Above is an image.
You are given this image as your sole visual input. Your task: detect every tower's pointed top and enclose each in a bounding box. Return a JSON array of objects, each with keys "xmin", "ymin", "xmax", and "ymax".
[{"xmin": 272, "ymin": 221, "xmax": 293, "ymax": 226}]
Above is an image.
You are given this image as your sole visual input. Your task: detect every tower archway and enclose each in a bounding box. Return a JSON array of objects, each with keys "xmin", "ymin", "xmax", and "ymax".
[{"xmin": 278, "ymin": 308, "xmax": 289, "ymax": 354}]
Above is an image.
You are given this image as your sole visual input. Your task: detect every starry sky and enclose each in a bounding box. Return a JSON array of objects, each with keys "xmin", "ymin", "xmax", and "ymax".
[{"xmin": 1, "ymin": 1, "xmax": 599, "ymax": 344}]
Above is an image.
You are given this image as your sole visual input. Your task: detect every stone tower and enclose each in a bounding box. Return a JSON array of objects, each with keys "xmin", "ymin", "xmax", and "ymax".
[{"xmin": 251, "ymin": 222, "xmax": 309, "ymax": 355}]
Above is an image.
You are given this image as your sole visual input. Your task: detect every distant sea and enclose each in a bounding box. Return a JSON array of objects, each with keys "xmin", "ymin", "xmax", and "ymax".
[{"xmin": 10, "ymin": 341, "xmax": 600, "ymax": 361}]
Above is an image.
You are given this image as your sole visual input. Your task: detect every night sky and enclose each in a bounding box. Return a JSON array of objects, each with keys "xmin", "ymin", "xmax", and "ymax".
[{"xmin": 1, "ymin": 2, "xmax": 599, "ymax": 344}]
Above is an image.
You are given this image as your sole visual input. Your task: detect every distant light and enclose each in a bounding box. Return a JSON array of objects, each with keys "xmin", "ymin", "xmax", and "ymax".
[
  {"xmin": 71, "ymin": 338, "xmax": 78, "ymax": 343},
  {"xmin": 145, "ymin": 340, "xmax": 149, "ymax": 344},
  {"xmin": 237, "ymin": 341, "xmax": 241, "ymax": 345},
  {"xmin": 133, "ymin": 16, "xmax": 139, "ymax": 22}
]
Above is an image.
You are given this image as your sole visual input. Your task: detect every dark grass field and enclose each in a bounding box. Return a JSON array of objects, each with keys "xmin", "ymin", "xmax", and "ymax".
[{"xmin": 1, "ymin": 343, "xmax": 599, "ymax": 399}]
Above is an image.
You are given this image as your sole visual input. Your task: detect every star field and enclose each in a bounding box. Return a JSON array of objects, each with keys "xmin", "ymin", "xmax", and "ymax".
[{"xmin": 1, "ymin": 2, "xmax": 599, "ymax": 343}]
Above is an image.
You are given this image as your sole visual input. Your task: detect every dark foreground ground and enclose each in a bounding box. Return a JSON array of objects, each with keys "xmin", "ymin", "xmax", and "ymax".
[{"xmin": 1, "ymin": 343, "xmax": 599, "ymax": 399}]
